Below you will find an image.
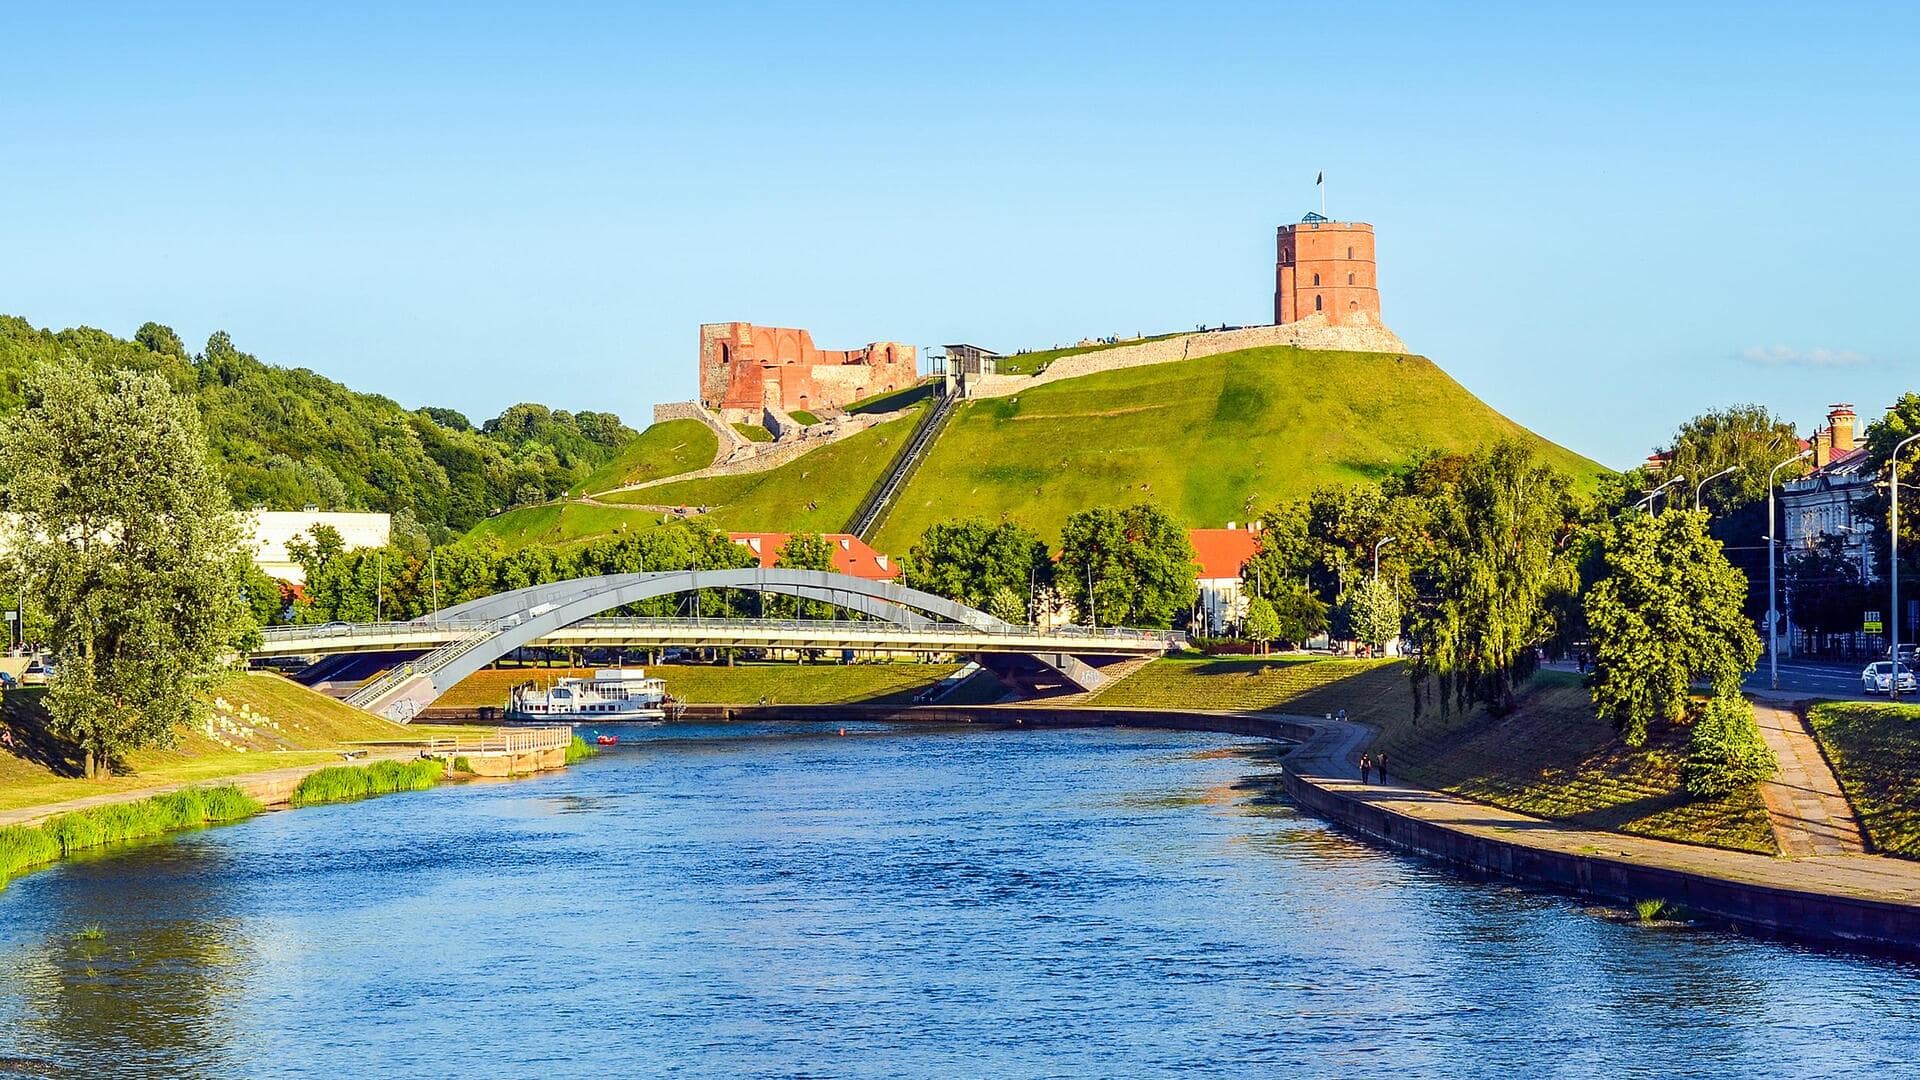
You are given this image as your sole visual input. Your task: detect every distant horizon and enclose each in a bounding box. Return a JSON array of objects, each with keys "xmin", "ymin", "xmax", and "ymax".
[{"xmin": 4, "ymin": 2, "xmax": 1914, "ymax": 470}]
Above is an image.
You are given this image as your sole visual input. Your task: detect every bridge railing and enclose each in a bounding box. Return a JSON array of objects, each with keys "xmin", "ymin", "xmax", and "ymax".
[
  {"xmin": 260, "ymin": 616, "xmax": 1183, "ymax": 645},
  {"xmin": 424, "ymin": 725, "xmax": 573, "ymax": 757}
]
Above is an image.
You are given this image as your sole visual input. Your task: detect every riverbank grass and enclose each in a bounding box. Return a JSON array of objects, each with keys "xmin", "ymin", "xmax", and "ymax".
[
  {"xmin": 565, "ymin": 735, "xmax": 597, "ymax": 764},
  {"xmin": 1806, "ymin": 701, "xmax": 1920, "ymax": 858},
  {"xmin": 288, "ymin": 759, "xmax": 444, "ymax": 808},
  {"xmin": 1, "ymin": 784, "xmax": 262, "ymax": 890},
  {"xmin": 1094, "ymin": 657, "xmax": 1774, "ymax": 854}
]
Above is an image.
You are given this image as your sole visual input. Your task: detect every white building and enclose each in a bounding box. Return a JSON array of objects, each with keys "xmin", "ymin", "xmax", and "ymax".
[
  {"xmin": 1189, "ymin": 525, "xmax": 1261, "ymax": 636},
  {"xmin": 246, "ymin": 511, "xmax": 391, "ymax": 584}
]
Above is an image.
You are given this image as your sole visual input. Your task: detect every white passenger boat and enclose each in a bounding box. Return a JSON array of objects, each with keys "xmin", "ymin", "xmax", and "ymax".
[{"xmin": 506, "ymin": 668, "xmax": 681, "ymax": 722}]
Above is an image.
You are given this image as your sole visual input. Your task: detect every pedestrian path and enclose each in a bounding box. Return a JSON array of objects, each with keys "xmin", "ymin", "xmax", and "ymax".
[
  {"xmin": 1750, "ymin": 701, "xmax": 1866, "ymax": 856},
  {"xmin": 0, "ymin": 748, "xmax": 420, "ymax": 830},
  {"xmin": 1277, "ymin": 711, "xmax": 1920, "ymax": 907}
]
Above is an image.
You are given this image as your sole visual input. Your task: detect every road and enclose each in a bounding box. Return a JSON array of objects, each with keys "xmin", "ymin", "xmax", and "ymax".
[{"xmin": 1549, "ymin": 657, "xmax": 1875, "ymax": 701}]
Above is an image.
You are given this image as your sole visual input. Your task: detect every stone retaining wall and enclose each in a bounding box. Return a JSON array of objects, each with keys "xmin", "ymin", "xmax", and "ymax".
[{"xmin": 970, "ymin": 316, "xmax": 1409, "ymax": 400}]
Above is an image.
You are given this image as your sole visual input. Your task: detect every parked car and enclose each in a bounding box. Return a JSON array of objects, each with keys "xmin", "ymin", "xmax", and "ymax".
[
  {"xmin": 0, "ymin": 671, "xmax": 17, "ymax": 689},
  {"xmin": 20, "ymin": 658, "xmax": 53, "ymax": 686},
  {"xmin": 1861, "ymin": 662, "xmax": 1918, "ymax": 695}
]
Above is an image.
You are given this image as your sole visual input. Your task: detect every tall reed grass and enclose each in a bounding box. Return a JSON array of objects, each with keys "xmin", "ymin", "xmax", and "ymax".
[
  {"xmin": 0, "ymin": 785, "xmax": 262, "ymax": 891},
  {"xmin": 565, "ymin": 735, "xmax": 598, "ymax": 764},
  {"xmin": 287, "ymin": 758, "xmax": 443, "ymax": 807}
]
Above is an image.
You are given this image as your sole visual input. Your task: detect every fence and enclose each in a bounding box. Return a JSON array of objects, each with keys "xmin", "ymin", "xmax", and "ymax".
[{"xmin": 424, "ymin": 726, "xmax": 573, "ymax": 757}]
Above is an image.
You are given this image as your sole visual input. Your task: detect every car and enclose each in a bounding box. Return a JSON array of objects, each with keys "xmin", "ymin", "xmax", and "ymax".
[
  {"xmin": 20, "ymin": 658, "xmax": 53, "ymax": 686},
  {"xmin": 0, "ymin": 671, "xmax": 16, "ymax": 690},
  {"xmin": 1861, "ymin": 662, "xmax": 1918, "ymax": 695}
]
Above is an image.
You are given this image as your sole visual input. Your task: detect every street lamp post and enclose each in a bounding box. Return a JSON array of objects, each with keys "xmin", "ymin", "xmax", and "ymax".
[
  {"xmin": 1695, "ymin": 466, "xmax": 1739, "ymax": 511},
  {"xmin": 1892, "ymin": 433, "xmax": 1920, "ymax": 699},
  {"xmin": 1373, "ymin": 536, "xmax": 1397, "ymax": 581},
  {"xmin": 1767, "ymin": 449, "xmax": 1813, "ymax": 690},
  {"xmin": 1629, "ymin": 475, "xmax": 1687, "ymax": 514}
]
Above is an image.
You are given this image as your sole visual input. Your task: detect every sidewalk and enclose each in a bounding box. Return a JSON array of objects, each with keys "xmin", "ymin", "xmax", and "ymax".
[
  {"xmin": 1280, "ymin": 712, "xmax": 1920, "ymax": 911},
  {"xmin": 0, "ymin": 747, "xmax": 421, "ymax": 830},
  {"xmin": 1750, "ymin": 701, "xmax": 1866, "ymax": 856}
]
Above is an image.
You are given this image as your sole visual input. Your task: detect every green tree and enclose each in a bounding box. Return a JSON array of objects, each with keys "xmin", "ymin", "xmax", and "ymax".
[
  {"xmin": 1268, "ymin": 582, "xmax": 1328, "ymax": 646},
  {"xmin": 1784, "ymin": 533, "xmax": 1875, "ymax": 654},
  {"xmin": 1243, "ymin": 596, "xmax": 1281, "ymax": 654},
  {"xmin": 1683, "ymin": 695, "xmax": 1777, "ymax": 798},
  {"xmin": 904, "ymin": 518, "xmax": 1049, "ymax": 610},
  {"xmin": 1584, "ymin": 509, "xmax": 1762, "ymax": 746},
  {"xmin": 0, "ymin": 362, "xmax": 254, "ymax": 777},
  {"xmin": 1658, "ymin": 404, "xmax": 1805, "ymax": 515},
  {"xmin": 986, "ymin": 586, "xmax": 1027, "ymax": 624},
  {"xmin": 133, "ymin": 321, "xmax": 187, "ymax": 359},
  {"xmin": 1407, "ymin": 439, "xmax": 1572, "ymax": 716},
  {"xmin": 1057, "ymin": 504, "xmax": 1198, "ymax": 629},
  {"xmin": 774, "ymin": 532, "xmax": 836, "ymax": 618},
  {"xmin": 1338, "ymin": 576, "xmax": 1402, "ymax": 653}
]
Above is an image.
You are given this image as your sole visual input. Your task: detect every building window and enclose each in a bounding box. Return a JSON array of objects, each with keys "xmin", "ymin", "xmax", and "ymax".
[
  {"xmin": 1348, "ymin": 272, "xmax": 1355, "ymax": 284},
  {"xmin": 719, "ymin": 343, "xmax": 730, "ymax": 364},
  {"xmin": 1315, "ymin": 295, "xmax": 1323, "ymax": 312},
  {"xmin": 1347, "ymin": 246, "xmax": 1354, "ymax": 259},
  {"xmin": 1312, "ymin": 273, "xmax": 1320, "ymax": 286}
]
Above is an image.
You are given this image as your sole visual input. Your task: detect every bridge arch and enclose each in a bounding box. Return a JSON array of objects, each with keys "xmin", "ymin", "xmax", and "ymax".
[{"xmin": 361, "ymin": 569, "xmax": 1012, "ymax": 719}]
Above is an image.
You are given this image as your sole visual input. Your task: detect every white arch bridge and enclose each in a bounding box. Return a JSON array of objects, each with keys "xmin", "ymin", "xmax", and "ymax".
[{"xmin": 253, "ymin": 569, "xmax": 1185, "ymax": 721}]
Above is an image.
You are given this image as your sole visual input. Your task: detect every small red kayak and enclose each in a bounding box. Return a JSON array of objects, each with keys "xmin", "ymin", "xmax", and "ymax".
[{"xmin": 596, "ymin": 734, "xmax": 620, "ymax": 746}]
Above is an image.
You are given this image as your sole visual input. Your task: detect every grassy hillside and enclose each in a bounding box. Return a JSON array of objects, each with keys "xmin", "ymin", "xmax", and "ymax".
[
  {"xmin": 603, "ymin": 411, "xmax": 921, "ymax": 534},
  {"xmin": 0, "ymin": 674, "xmax": 445, "ymax": 813},
  {"xmin": 466, "ymin": 502, "xmax": 667, "ymax": 550},
  {"xmin": 1093, "ymin": 657, "xmax": 1771, "ymax": 853},
  {"xmin": 873, "ymin": 346, "xmax": 1606, "ymax": 550},
  {"xmin": 1808, "ymin": 701, "xmax": 1920, "ymax": 858},
  {"xmin": 575, "ymin": 418, "xmax": 717, "ymax": 494},
  {"xmin": 995, "ymin": 334, "xmax": 1183, "ymax": 375}
]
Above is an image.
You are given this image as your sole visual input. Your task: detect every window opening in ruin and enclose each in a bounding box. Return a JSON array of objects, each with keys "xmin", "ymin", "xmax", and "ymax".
[{"xmin": 720, "ymin": 343, "xmax": 730, "ymax": 364}]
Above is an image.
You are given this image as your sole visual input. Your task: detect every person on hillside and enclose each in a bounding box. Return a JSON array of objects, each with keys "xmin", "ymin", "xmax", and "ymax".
[
  {"xmin": 1358, "ymin": 753, "xmax": 1372, "ymax": 783},
  {"xmin": 1377, "ymin": 752, "xmax": 1389, "ymax": 783}
]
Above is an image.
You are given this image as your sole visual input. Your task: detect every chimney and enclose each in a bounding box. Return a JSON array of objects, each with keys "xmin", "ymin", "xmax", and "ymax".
[
  {"xmin": 1812, "ymin": 426, "xmax": 1830, "ymax": 468},
  {"xmin": 1829, "ymin": 403, "xmax": 1857, "ymax": 454}
]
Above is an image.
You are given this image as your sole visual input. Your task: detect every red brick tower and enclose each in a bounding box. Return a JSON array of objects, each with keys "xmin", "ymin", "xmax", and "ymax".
[{"xmin": 1274, "ymin": 214, "xmax": 1380, "ymax": 327}]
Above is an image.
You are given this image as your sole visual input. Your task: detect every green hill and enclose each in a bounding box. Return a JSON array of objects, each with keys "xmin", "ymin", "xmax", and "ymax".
[
  {"xmin": 605, "ymin": 410, "xmax": 922, "ymax": 534},
  {"xmin": 871, "ymin": 345, "xmax": 1605, "ymax": 551},
  {"xmin": 574, "ymin": 418, "xmax": 717, "ymax": 494},
  {"xmin": 467, "ymin": 345, "xmax": 1605, "ymax": 555},
  {"xmin": 0, "ymin": 315, "xmax": 638, "ymax": 536}
]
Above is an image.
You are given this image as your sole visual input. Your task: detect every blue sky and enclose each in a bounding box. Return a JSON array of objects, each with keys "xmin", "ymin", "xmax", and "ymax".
[{"xmin": 3, "ymin": 2, "xmax": 1915, "ymax": 468}]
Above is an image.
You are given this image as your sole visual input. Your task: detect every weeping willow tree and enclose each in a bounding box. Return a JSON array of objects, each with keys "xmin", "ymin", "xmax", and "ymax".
[{"xmin": 1406, "ymin": 439, "xmax": 1576, "ymax": 717}]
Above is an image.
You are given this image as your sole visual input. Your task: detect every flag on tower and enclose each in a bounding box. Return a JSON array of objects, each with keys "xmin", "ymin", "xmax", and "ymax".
[{"xmin": 1316, "ymin": 171, "xmax": 1323, "ymax": 185}]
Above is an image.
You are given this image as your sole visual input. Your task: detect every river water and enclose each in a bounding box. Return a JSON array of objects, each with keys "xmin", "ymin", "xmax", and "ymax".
[{"xmin": 4, "ymin": 721, "xmax": 1920, "ymax": 1078}]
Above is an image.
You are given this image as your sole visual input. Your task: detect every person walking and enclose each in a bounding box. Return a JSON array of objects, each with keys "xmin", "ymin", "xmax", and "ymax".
[
  {"xmin": 1376, "ymin": 751, "xmax": 1389, "ymax": 783},
  {"xmin": 1358, "ymin": 753, "xmax": 1372, "ymax": 784}
]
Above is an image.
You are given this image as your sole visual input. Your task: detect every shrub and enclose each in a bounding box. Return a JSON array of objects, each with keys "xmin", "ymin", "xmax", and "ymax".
[
  {"xmin": 0, "ymin": 785, "xmax": 261, "ymax": 890},
  {"xmin": 1683, "ymin": 695, "xmax": 1778, "ymax": 798},
  {"xmin": 565, "ymin": 735, "xmax": 597, "ymax": 764},
  {"xmin": 289, "ymin": 758, "xmax": 443, "ymax": 807}
]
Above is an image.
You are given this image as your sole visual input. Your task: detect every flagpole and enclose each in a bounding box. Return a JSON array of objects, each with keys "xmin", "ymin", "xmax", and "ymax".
[{"xmin": 1319, "ymin": 171, "xmax": 1326, "ymax": 217}]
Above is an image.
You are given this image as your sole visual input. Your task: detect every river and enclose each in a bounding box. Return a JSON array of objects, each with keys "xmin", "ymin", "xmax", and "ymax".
[{"xmin": 4, "ymin": 721, "xmax": 1920, "ymax": 1078}]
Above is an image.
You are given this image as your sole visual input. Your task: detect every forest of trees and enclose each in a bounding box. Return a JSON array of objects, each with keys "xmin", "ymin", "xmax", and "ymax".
[{"xmin": 0, "ymin": 316, "xmax": 635, "ymax": 538}]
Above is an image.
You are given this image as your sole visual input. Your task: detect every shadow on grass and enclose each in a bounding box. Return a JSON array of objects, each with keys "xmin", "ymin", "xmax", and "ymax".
[{"xmin": 3, "ymin": 690, "xmax": 83, "ymax": 778}]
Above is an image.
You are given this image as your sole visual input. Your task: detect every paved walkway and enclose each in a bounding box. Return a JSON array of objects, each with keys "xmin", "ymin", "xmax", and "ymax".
[
  {"xmin": 1279, "ymin": 711, "xmax": 1920, "ymax": 907},
  {"xmin": 1751, "ymin": 701, "xmax": 1866, "ymax": 856},
  {"xmin": 0, "ymin": 748, "xmax": 420, "ymax": 830}
]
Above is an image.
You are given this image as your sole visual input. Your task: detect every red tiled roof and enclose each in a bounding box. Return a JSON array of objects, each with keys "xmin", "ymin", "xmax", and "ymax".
[
  {"xmin": 1187, "ymin": 528, "xmax": 1261, "ymax": 581},
  {"xmin": 728, "ymin": 532, "xmax": 900, "ymax": 581}
]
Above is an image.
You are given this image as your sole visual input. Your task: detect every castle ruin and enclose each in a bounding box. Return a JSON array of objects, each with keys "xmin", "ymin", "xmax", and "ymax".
[{"xmin": 699, "ymin": 322, "xmax": 917, "ymax": 423}]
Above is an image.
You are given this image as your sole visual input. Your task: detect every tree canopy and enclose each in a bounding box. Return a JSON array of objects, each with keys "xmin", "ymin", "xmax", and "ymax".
[
  {"xmin": 1584, "ymin": 509, "xmax": 1762, "ymax": 746},
  {"xmin": 903, "ymin": 518, "xmax": 1050, "ymax": 615},
  {"xmin": 1056, "ymin": 504, "xmax": 1197, "ymax": 629},
  {"xmin": 0, "ymin": 361, "xmax": 255, "ymax": 776},
  {"xmin": 0, "ymin": 315, "xmax": 639, "ymax": 538}
]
